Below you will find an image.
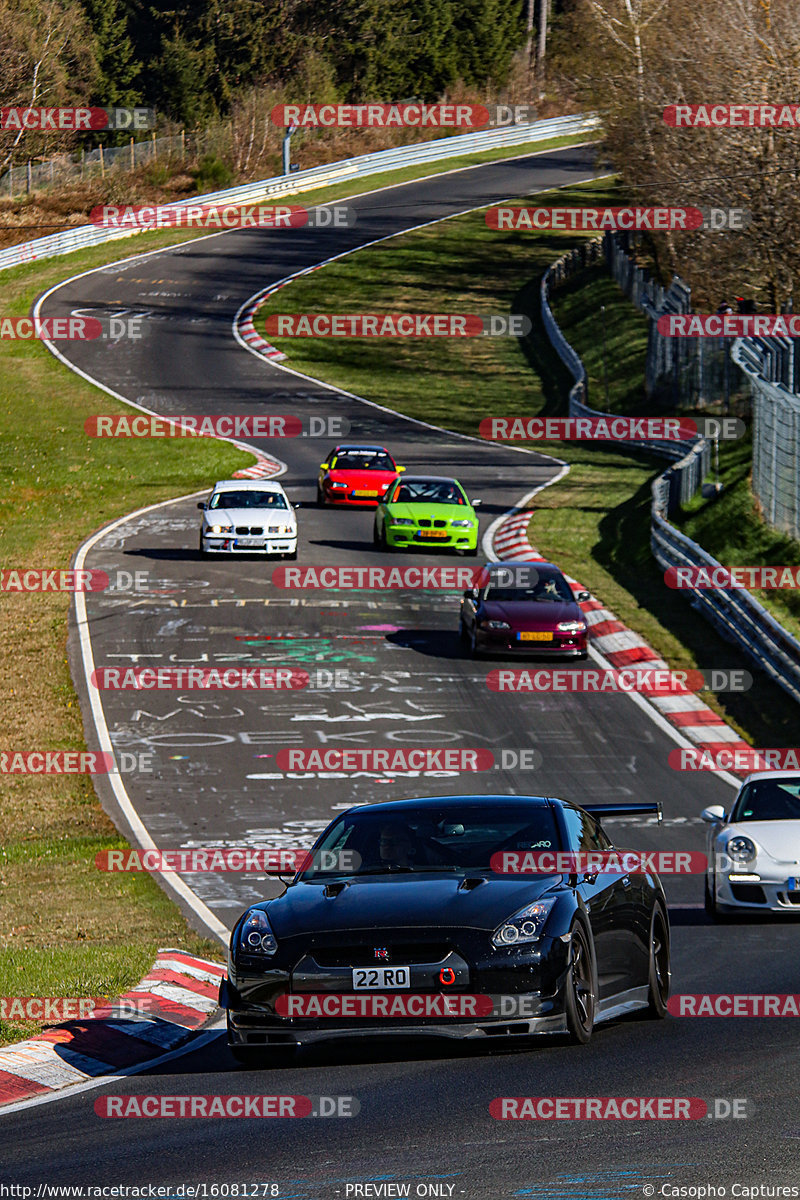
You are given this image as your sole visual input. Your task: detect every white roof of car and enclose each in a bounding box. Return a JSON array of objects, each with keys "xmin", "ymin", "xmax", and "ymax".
[
  {"xmin": 211, "ymin": 479, "xmax": 286, "ymax": 491},
  {"xmin": 740, "ymin": 770, "xmax": 800, "ymax": 784}
]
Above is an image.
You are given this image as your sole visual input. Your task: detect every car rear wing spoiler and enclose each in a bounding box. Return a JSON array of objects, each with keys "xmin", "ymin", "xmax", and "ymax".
[{"xmin": 582, "ymin": 802, "xmax": 663, "ymax": 826}]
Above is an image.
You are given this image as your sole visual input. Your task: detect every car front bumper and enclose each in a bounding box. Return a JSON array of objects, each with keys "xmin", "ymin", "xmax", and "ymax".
[
  {"xmin": 224, "ymin": 937, "xmax": 571, "ymax": 1047},
  {"xmin": 202, "ymin": 534, "xmax": 297, "ymax": 555},
  {"xmin": 475, "ymin": 632, "xmax": 587, "ymax": 656},
  {"xmin": 386, "ymin": 527, "xmax": 478, "ymax": 550},
  {"xmin": 713, "ymin": 869, "xmax": 800, "ymax": 912}
]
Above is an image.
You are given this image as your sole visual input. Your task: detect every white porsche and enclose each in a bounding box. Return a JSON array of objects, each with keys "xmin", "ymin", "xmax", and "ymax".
[
  {"xmin": 198, "ymin": 479, "xmax": 298, "ymax": 558},
  {"xmin": 702, "ymin": 771, "xmax": 800, "ymax": 917}
]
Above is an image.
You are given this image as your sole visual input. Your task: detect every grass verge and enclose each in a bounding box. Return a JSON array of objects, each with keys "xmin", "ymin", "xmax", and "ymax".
[{"xmin": 255, "ymin": 176, "xmax": 800, "ymax": 750}]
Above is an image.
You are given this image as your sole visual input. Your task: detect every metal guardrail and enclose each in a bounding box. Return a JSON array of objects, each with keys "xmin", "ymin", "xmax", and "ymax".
[
  {"xmin": 650, "ymin": 509, "xmax": 800, "ymax": 705},
  {"xmin": 540, "ymin": 239, "xmax": 709, "ymax": 515},
  {"xmin": 541, "ymin": 237, "xmax": 800, "ymax": 705},
  {"xmin": 0, "ymin": 113, "xmax": 600, "ymax": 272}
]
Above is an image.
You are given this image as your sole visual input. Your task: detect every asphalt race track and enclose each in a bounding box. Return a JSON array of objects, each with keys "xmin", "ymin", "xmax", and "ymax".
[{"xmin": 4, "ymin": 145, "xmax": 799, "ymax": 1197}]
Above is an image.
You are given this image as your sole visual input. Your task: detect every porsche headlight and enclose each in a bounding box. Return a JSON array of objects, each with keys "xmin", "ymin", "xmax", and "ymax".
[
  {"xmin": 557, "ymin": 621, "xmax": 586, "ymax": 633},
  {"xmin": 238, "ymin": 908, "xmax": 278, "ymax": 957},
  {"xmin": 491, "ymin": 897, "xmax": 556, "ymax": 948},
  {"xmin": 208, "ymin": 524, "xmax": 233, "ymax": 534},
  {"xmin": 727, "ymin": 835, "xmax": 757, "ymax": 864},
  {"xmin": 392, "ymin": 517, "xmax": 415, "ymax": 526}
]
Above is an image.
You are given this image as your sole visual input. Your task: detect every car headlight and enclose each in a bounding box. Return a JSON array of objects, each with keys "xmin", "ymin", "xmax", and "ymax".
[
  {"xmin": 207, "ymin": 524, "xmax": 233, "ymax": 534},
  {"xmin": 491, "ymin": 897, "xmax": 557, "ymax": 948},
  {"xmin": 727, "ymin": 835, "xmax": 757, "ymax": 864},
  {"xmin": 480, "ymin": 619, "xmax": 510, "ymax": 630},
  {"xmin": 237, "ymin": 908, "xmax": 278, "ymax": 957},
  {"xmin": 392, "ymin": 517, "xmax": 415, "ymax": 526},
  {"xmin": 556, "ymin": 621, "xmax": 587, "ymax": 633},
  {"xmin": 329, "ymin": 481, "xmax": 347, "ymax": 489},
  {"xmin": 450, "ymin": 519, "xmax": 475, "ymax": 528},
  {"xmin": 268, "ymin": 524, "xmax": 294, "ymax": 535}
]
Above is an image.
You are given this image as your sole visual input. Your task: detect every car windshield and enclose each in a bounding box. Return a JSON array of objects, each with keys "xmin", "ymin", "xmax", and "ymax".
[
  {"xmin": 485, "ymin": 577, "xmax": 573, "ymax": 603},
  {"xmin": 209, "ymin": 491, "xmax": 287, "ymax": 510},
  {"xmin": 333, "ymin": 451, "xmax": 395, "ymax": 471},
  {"xmin": 391, "ymin": 481, "xmax": 466, "ymax": 506},
  {"xmin": 298, "ymin": 804, "xmax": 560, "ymax": 878},
  {"xmin": 730, "ymin": 778, "xmax": 800, "ymax": 822}
]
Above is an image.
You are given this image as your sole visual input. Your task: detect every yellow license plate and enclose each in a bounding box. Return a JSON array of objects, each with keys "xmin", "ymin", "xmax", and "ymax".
[
  {"xmin": 519, "ymin": 631, "xmax": 553, "ymax": 641},
  {"xmin": 418, "ymin": 530, "xmax": 448, "ymax": 538},
  {"xmin": 353, "ymin": 489, "xmax": 378, "ymax": 496}
]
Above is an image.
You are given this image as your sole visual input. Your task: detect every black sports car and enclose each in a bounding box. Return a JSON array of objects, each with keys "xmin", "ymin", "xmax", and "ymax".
[{"xmin": 221, "ymin": 795, "xmax": 670, "ymax": 1062}]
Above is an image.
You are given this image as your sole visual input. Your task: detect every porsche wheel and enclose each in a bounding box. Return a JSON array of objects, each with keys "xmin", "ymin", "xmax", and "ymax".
[{"xmin": 564, "ymin": 921, "xmax": 596, "ymax": 1045}]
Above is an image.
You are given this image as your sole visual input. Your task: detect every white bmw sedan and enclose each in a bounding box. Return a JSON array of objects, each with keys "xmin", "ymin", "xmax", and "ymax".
[
  {"xmin": 198, "ymin": 479, "xmax": 298, "ymax": 558},
  {"xmin": 702, "ymin": 771, "xmax": 800, "ymax": 917}
]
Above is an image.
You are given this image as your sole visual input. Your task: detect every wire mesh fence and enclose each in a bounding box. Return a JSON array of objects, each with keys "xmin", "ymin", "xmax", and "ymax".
[{"xmin": 0, "ymin": 130, "xmax": 200, "ymax": 196}]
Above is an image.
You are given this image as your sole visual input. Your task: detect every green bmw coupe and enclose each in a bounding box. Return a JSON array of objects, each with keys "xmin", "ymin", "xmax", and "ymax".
[{"xmin": 373, "ymin": 475, "xmax": 481, "ymax": 554}]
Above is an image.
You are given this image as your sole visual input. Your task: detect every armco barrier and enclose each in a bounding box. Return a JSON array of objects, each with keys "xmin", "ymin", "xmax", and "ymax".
[
  {"xmin": 541, "ymin": 240, "xmax": 800, "ymax": 706},
  {"xmin": 540, "ymin": 238, "xmax": 709, "ymax": 513},
  {"xmin": 0, "ymin": 113, "xmax": 600, "ymax": 273}
]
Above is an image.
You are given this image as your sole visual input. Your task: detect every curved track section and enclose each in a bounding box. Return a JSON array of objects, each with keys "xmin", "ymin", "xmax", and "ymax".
[{"xmin": 4, "ymin": 146, "xmax": 796, "ymax": 1198}]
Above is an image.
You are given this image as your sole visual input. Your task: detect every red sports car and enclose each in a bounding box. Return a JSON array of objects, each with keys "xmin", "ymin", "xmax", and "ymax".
[{"xmin": 317, "ymin": 444, "xmax": 405, "ymax": 506}]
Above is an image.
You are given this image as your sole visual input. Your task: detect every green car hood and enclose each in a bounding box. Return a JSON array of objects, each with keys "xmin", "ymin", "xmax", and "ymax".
[{"xmin": 385, "ymin": 501, "xmax": 475, "ymax": 521}]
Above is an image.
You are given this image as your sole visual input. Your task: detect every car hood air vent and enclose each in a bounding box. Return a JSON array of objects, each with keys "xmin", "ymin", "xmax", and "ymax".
[
  {"xmin": 458, "ymin": 876, "xmax": 487, "ymax": 892},
  {"xmin": 323, "ymin": 881, "xmax": 350, "ymax": 899}
]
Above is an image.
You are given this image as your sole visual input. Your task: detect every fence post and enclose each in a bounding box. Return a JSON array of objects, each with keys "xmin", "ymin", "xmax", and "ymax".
[
  {"xmin": 130, "ymin": 137, "xmax": 134, "ymax": 170},
  {"xmin": 152, "ymin": 131, "xmax": 156, "ymax": 161},
  {"xmin": 181, "ymin": 129, "xmax": 185, "ymax": 158},
  {"xmin": 26, "ymin": 160, "xmax": 31, "ymax": 193},
  {"xmin": 99, "ymin": 143, "xmax": 105, "ymax": 178}
]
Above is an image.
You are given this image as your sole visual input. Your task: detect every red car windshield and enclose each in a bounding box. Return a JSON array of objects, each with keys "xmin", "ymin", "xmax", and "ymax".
[
  {"xmin": 485, "ymin": 577, "xmax": 573, "ymax": 603},
  {"xmin": 333, "ymin": 452, "xmax": 395, "ymax": 471}
]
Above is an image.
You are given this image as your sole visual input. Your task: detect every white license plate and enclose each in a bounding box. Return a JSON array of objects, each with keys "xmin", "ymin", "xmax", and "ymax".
[
  {"xmin": 234, "ymin": 537, "xmax": 264, "ymax": 548},
  {"xmin": 352, "ymin": 966, "xmax": 410, "ymax": 990}
]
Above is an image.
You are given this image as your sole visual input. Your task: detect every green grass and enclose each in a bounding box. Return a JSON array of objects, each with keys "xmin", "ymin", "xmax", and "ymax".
[
  {"xmin": 0, "ymin": 945, "xmax": 162, "ymax": 1046},
  {"xmin": 255, "ymin": 176, "xmax": 800, "ymax": 750}
]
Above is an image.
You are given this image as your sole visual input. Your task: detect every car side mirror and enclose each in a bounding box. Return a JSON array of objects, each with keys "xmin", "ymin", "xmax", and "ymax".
[
  {"xmin": 319, "ymin": 462, "xmax": 329, "ymax": 471},
  {"xmin": 197, "ymin": 502, "xmax": 207, "ymax": 510},
  {"xmin": 576, "ymin": 590, "xmax": 591, "ymax": 602},
  {"xmin": 701, "ymin": 805, "xmax": 727, "ymax": 823},
  {"xmin": 292, "ymin": 501, "xmax": 301, "ymax": 509},
  {"xmin": 471, "ymin": 498, "xmax": 482, "ymax": 508}
]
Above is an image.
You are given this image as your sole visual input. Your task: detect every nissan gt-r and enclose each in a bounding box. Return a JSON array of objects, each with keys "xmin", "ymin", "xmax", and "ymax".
[{"xmin": 222, "ymin": 794, "xmax": 670, "ymax": 1062}]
